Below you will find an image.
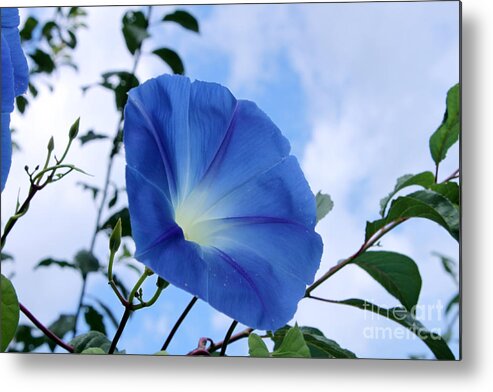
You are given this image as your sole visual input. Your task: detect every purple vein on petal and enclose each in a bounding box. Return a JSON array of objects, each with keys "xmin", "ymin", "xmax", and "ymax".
[
  {"xmin": 211, "ymin": 246, "xmax": 266, "ymax": 311},
  {"xmin": 127, "ymin": 94, "xmax": 178, "ymax": 203},
  {"xmin": 126, "ymin": 164, "xmax": 173, "ymax": 205},
  {"xmin": 192, "ymin": 155, "xmax": 290, "ymax": 221},
  {"xmin": 195, "ymin": 101, "xmax": 239, "ymax": 186},
  {"xmin": 181, "ymin": 85, "xmax": 192, "ymax": 199},
  {"xmin": 209, "ymin": 215, "xmax": 305, "ymax": 226},
  {"xmin": 135, "ymin": 225, "xmax": 182, "ymax": 258},
  {"xmin": 211, "ymin": 235, "xmax": 308, "ymax": 286}
]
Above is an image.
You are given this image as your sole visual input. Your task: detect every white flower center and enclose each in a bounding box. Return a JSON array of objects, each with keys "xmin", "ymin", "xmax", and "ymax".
[{"xmin": 174, "ymin": 199, "xmax": 213, "ymax": 246}]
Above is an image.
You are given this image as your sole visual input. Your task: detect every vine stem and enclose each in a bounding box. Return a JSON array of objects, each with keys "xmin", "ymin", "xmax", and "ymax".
[
  {"xmin": 442, "ymin": 168, "xmax": 460, "ymax": 182},
  {"xmin": 306, "ymin": 296, "xmax": 339, "ymax": 305},
  {"xmin": 71, "ymin": 277, "xmax": 87, "ymax": 336},
  {"xmin": 1, "ymin": 186, "xmax": 37, "ymax": 251},
  {"xmin": 305, "ymin": 167, "xmax": 460, "ymax": 296},
  {"xmin": 108, "ymin": 269, "xmax": 152, "ymax": 354},
  {"xmin": 305, "ymin": 218, "xmax": 406, "ymax": 296},
  {"xmin": 220, "ymin": 320, "xmax": 239, "ymax": 356},
  {"xmin": 75, "ymin": 6, "xmax": 154, "ymax": 336},
  {"xmin": 87, "ymin": 7, "xmax": 151, "ymax": 253},
  {"xmin": 208, "ymin": 327, "xmax": 254, "ymax": 353},
  {"xmin": 108, "ymin": 307, "xmax": 131, "ymax": 354},
  {"xmin": 161, "ymin": 296, "xmax": 198, "ymax": 351},
  {"xmin": 19, "ymin": 303, "xmax": 74, "ymax": 353}
]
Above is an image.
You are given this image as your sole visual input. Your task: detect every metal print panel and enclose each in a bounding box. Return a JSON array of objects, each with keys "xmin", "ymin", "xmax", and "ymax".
[{"xmin": 0, "ymin": 1, "xmax": 460, "ymax": 360}]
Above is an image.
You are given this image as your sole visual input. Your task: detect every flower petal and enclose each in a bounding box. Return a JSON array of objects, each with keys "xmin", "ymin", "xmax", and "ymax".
[
  {"xmin": 1, "ymin": 34, "xmax": 14, "ymax": 113},
  {"xmin": 1, "ymin": 112, "xmax": 12, "ymax": 191},
  {"xmin": 124, "ymin": 75, "xmax": 323, "ymax": 331},
  {"xmin": 126, "ymin": 165, "xmax": 176, "ymax": 255},
  {"xmin": 202, "ymin": 245, "xmax": 308, "ymax": 331},
  {"xmin": 125, "ymin": 75, "xmax": 237, "ymax": 205},
  {"xmin": 196, "ymin": 217, "xmax": 323, "ymax": 285},
  {"xmin": 182, "ymin": 100, "xmax": 291, "ymax": 222},
  {"xmin": 1, "ymin": 8, "xmax": 21, "ymax": 28},
  {"xmin": 197, "ymin": 156, "xmax": 317, "ymax": 228},
  {"xmin": 136, "ymin": 235, "xmax": 210, "ymax": 301},
  {"xmin": 2, "ymin": 9, "xmax": 28, "ymax": 96}
]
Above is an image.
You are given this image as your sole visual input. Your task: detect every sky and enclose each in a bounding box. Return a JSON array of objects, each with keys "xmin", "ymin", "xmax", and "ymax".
[{"xmin": 1, "ymin": 1, "xmax": 460, "ymax": 359}]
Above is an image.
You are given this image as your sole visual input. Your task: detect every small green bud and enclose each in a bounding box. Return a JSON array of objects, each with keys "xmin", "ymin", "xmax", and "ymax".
[
  {"xmin": 109, "ymin": 218, "xmax": 122, "ymax": 253},
  {"xmin": 47, "ymin": 136, "xmax": 55, "ymax": 152},
  {"xmin": 69, "ymin": 117, "xmax": 80, "ymax": 140}
]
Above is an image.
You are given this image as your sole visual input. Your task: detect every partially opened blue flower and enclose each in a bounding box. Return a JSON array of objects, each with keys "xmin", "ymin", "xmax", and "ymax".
[
  {"xmin": 124, "ymin": 74, "xmax": 323, "ymax": 331},
  {"xmin": 1, "ymin": 8, "xmax": 29, "ymax": 191}
]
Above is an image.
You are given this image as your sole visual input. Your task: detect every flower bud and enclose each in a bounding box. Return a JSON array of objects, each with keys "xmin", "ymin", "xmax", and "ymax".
[
  {"xmin": 109, "ymin": 218, "xmax": 122, "ymax": 253},
  {"xmin": 69, "ymin": 117, "xmax": 80, "ymax": 140},
  {"xmin": 47, "ymin": 136, "xmax": 55, "ymax": 152}
]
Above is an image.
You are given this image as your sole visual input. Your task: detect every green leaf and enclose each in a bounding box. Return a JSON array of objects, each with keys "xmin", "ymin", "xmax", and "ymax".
[
  {"xmin": 1, "ymin": 252, "xmax": 14, "ymax": 263},
  {"xmin": 70, "ymin": 331, "xmax": 111, "ymax": 353},
  {"xmin": 81, "ymin": 347, "xmax": 106, "ymax": 354},
  {"xmin": 28, "ymin": 83, "xmax": 38, "ymax": 98},
  {"xmin": 34, "ymin": 258, "xmax": 77, "ymax": 271},
  {"xmin": 152, "ymin": 48, "xmax": 185, "ymax": 75},
  {"xmin": 41, "ymin": 20, "xmax": 58, "ymax": 42},
  {"xmin": 79, "ymin": 130, "xmax": 108, "ymax": 146},
  {"xmin": 433, "ymin": 252, "xmax": 458, "ymax": 285},
  {"xmin": 445, "ymin": 293, "xmax": 459, "ymax": 315},
  {"xmin": 20, "ymin": 16, "xmax": 39, "ymax": 41},
  {"xmin": 365, "ymin": 218, "xmax": 387, "ymax": 242},
  {"xmin": 162, "ymin": 10, "xmax": 199, "ymax": 33},
  {"xmin": 336, "ymin": 298, "xmax": 455, "ymax": 360},
  {"xmin": 30, "ymin": 49, "xmax": 56, "ymax": 74},
  {"xmin": 379, "ymin": 172, "xmax": 435, "ymax": 217},
  {"xmin": 89, "ymin": 298, "xmax": 119, "ymax": 329},
  {"xmin": 429, "ymin": 182, "xmax": 460, "ymax": 206},
  {"xmin": 272, "ymin": 326, "xmax": 356, "ymax": 358},
  {"xmin": 315, "ymin": 192, "xmax": 333, "ymax": 224},
  {"xmin": 46, "ymin": 314, "xmax": 75, "ymax": 352},
  {"xmin": 248, "ymin": 333, "xmax": 270, "ymax": 357},
  {"xmin": 108, "ymin": 188, "xmax": 119, "ymax": 209},
  {"xmin": 16, "ymin": 95, "xmax": 28, "ymax": 114},
  {"xmin": 100, "ymin": 207, "xmax": 132, "ymax": 237},
  {"xmin": 100, "ymin": 71, "xmax": 140, "ymax": 111},
  {"xmin": 10, "ymin": 325, "xmax": 45, "ymax": 352},
  {"xmin": 386, "ymin": 190, "xmax": 459, "ymax": 241},
  {"xmin": 63, "ymin": 30, "xmax": 77, "ymax": 49},
  {"xmin": 74, "ymin": 250, "xmax": 100, "ymax": 278},
  {"xmin": 122, "ymin": 10, "xmax": 149, "ymax": 55},
  {"xmin": 84, "ymin": 306, "xmax": 106, "ymax": 335},
  {"xmin": 1, "ymin": 275, "xmax": 20, "ymax": 352},
  {"xmin": 272, "ymin": 325, "xmax": 311, "ymax": 358},
  {"xmin": 430, "ymin": 84, "xmax": 460, "ymax": 165},
  {"xmin": 68, "ymin": 7, "xmax": 87, "ymax": 18},
  {"xmin": 351, "ymin": 251, "xmax": 422, "ymax": 312}
]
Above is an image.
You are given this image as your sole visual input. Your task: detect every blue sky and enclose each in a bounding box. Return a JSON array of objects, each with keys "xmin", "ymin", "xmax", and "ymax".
[{"xmin": 1, "ymin": 1, "xmax": 459, "ymax": 359}]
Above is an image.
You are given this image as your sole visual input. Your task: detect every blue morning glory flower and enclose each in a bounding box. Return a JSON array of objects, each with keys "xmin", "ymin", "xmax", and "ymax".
[
  {"xmin": 1, "ymin": 8, "xmax": 29, "ymax": 191},
  {"xmin": 124, "ymin": 74, "xmax": 323, "ymax": 331}
]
